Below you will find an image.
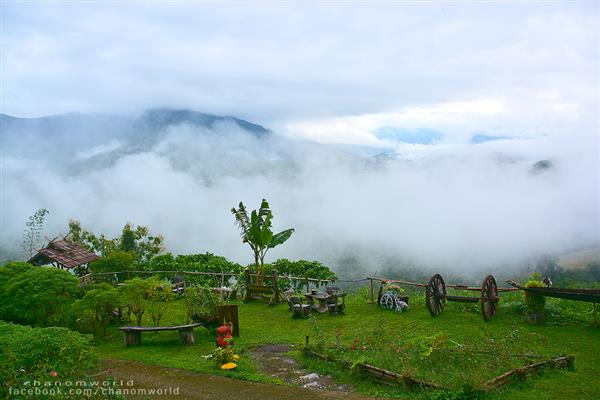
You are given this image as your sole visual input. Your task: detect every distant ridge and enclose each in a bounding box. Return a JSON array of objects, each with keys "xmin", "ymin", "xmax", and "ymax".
[
  {"xmin": 1, "ymin": 108, "xmax": 270, "ymax": 137},
  {"xmin": 134, "ymin": 108, "xmax": 270, "ymax": 137},
  {"xmin": 0, "ymin": 109, "xmax": 273, "ymax": 164}
]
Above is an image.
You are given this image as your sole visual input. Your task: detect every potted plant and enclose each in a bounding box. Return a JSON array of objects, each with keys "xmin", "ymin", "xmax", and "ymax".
[
  {"xmin": 387, "ymin": 284, "xmax": 409, "ymax": 304},
  {"xmin": 524, "ymin": 280, "xmax": 546, "ymax": 324}
]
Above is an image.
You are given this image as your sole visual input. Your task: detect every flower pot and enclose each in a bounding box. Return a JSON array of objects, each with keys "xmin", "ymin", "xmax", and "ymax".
[{"xmin": 527, "ymin": 311, "xmax": 546, "ymax": 325}]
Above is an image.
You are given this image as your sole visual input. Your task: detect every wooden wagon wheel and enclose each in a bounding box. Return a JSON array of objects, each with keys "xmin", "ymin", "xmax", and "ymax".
[
  {"xmin": 480, "ymin": 274, "xmax": 499, "ymax": 321},
  {"xmin": 426, "ymin": 274, "xmax": 446, "ymax": 317}
]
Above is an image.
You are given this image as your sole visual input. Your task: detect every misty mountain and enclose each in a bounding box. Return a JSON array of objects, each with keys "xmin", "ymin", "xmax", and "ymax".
[
  {"xmin": 1, "ymin": 108, "xmax": 358, "ymax": 183},
  {"xmin": 1, "ymin": 109, "xmax": 270, "ymax": 160},
  {"xmin": 134, "ymin": 109, "xmax": 270, "ymax": 137},
  {"xmin": 1, "ymin": 109, "xmax": 287, "ymax": 178}
]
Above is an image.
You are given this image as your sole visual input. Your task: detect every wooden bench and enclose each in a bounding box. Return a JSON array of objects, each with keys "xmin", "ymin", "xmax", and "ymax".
[
  {"xmin": 118, "ymin": 323, "xmax": 205, "ymax": 346},
  {"xmin": 243, "ymin": 269, "xmax": 283, "ymax": 305}
]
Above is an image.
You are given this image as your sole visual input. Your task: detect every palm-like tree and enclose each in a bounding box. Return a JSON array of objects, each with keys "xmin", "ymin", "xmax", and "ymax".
[{"xmin": 231, "ymin": 199, "xmax": 294, "ymax": 275}]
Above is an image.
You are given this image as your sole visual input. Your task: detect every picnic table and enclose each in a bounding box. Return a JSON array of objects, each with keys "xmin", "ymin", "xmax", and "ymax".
[
  {"xmin": 305, "ymin": 292, "xmax": 331, "ymax": 313},
  {"xmin": 304, "ymin": 291, "xmax": 347, "ymax": 315},
  {"xmin": 118, "ymin": 323, "xmax": 205, "ymax": 346}
]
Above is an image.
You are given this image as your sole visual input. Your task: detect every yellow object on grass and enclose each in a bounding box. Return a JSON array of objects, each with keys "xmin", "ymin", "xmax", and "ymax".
[
  {"xmin": 232, "ymin": 355, "xmax": 240, "ymax": 361},
  {"xmin": 221, "ymin": 362, "xmax": 237, "ymax": 370}
]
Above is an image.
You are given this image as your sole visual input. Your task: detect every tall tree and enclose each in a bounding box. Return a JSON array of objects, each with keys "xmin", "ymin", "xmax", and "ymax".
[
  {"xmin": 119, "ymin": 223, "xmax": 138, "ymax": 253},
  {"xmin": 67, "ymin": 220, "xmax": 163, "ymax": 261},
  {"xmin": 231, "ymin": 199, "xmax": 294, "ymax": 275},
  {"xmin": 22, "ymin": 208, "xmax": 49, "ymax": 259}
]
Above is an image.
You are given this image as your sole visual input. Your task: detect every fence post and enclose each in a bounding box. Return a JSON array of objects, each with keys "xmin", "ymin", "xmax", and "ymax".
[
  {"xmin": 370, "ymin": 276, "xmax": 374, "ymax": 304},
  {"xmin": 243, "ymin": 269, "xmax": 251, "ymax": 303},
  {"xmin": 220, "ymin": 272, "xmax": 226, "ymax": 299},
  {"xmin": 270, "ymin": 269, "xmax": 279, "ymax": 305}
]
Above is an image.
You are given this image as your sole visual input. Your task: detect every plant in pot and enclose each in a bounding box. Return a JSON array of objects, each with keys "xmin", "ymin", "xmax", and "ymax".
[
  {"xmin": 524, "ymin": 280, "xmax": 547, "ymax": 324},
  {"xmin": 387, "ymin": 284, "xmax": 409, "ymax": 304}
]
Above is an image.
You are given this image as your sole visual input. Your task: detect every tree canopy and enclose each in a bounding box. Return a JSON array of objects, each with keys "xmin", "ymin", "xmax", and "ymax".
[{"xmin": 67, "ymin": 220, "xmax": 164, "ymax": 262}]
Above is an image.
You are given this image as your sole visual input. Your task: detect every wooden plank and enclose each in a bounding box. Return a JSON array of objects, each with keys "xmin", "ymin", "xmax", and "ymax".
[
  {"xmin": 506, "ymin": 280, "xmax": 600, "ymax": 302},
  {"xmin": 446, "ymin": 295, "xmax": 480, "ymax": 303},
  {"xmin": 118, "ymin": 323, "xmax": 204, "ymax": 332},
  {"xmin": 483, "ymin": 356, "xmax": 575, "ymax": 389},
  {"xmin": 218, "ymin": 305, "xmax": 239, "ymax": 337}
]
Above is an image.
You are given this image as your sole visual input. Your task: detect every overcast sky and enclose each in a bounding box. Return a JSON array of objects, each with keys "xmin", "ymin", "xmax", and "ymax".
[{"xmin": 2, "ymin": 1, "xmax": 599, "ymax": 145}]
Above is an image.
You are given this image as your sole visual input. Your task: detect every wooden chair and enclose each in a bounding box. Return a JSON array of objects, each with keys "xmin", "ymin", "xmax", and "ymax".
[{"xmin": 283, "ymin": 289, "xmax": 295, "ymax": 310}]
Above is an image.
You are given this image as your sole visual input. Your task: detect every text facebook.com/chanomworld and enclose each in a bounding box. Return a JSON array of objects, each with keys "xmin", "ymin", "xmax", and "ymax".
[{"xmin": 8, "ymin": 379, "xmax": 180, "ymax": 397}]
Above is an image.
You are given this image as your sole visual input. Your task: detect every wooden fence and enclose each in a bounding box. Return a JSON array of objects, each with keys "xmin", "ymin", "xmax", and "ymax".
[{"xmin": 303, "ymin": 335, "xmax": 575, "ymax": 392}]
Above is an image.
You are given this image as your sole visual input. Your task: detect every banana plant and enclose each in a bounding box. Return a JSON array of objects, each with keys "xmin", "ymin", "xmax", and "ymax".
[{"xmin": 231, "ymin": 199, "xmax": 294, "ymax": 275}]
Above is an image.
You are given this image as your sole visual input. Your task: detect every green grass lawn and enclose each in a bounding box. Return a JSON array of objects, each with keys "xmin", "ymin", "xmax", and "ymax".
[{"xmin": 97, "ymin": 291, "xmax": 600, "ymax": 399}]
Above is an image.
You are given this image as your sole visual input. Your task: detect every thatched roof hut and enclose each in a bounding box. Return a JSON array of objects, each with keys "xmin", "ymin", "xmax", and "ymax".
[{"xmin": 28, "ymin": 238, "xmax": 99, "ymax": 270}]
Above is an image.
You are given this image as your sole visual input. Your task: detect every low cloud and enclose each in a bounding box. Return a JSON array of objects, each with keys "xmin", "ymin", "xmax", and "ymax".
[{"xmin": 2, "ymin": 119, "xmax": 598, "ymax": 277}]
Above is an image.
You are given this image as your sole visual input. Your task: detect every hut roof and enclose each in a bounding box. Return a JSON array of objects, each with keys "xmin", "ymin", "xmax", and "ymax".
[{"xmin": 28, "ymin": 238, "xmax": 100, "ymax": 269}]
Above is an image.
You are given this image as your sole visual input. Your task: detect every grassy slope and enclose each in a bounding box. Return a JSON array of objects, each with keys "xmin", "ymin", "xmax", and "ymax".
[{"xmin": 97, "ymin": 293, "xmax": 599, "ymax": 400}]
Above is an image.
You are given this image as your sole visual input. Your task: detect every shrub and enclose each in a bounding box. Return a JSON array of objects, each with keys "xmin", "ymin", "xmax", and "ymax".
[
  {"xmin": 89, "ymin": 251, "xmax": 136, "ymax": 274},
  {"xmin": 0, "ymin": 267, "xmax": 79, "ymax": 326},
  {"xmin": 524, "ymin": 280, "xmax": 547, "ymax": 313},
  {"xmin": 140, "ymin": 252, "xmax": 244, "ymax": 287},
  {"xmin": 0, "ymin": 321, "xmax": 99, "ymax": 397},
  {"xmin": 203, "ymin": 346, "xmax": 239, "ymax": 366},
  {"xmin": 119, "ymin": 278, "xmax": 153, "ymax": 325},
  {"xmin": 184, "ymin": 286, "xmax": 224, "ymax": 324},
  {"xmin": 0, "ymin": 261, "xmax": 34, "ymax": 282},
  {"xmin": 72, "ymin": 283, "xmax": 121, "ymax": 335},
  {"xmin": 146, "ymin": 279, "xmax": 175, "ymax": 326},
  {"xmin": 263, "ymin": 259, "xmax": 337, "ymax": 291}
]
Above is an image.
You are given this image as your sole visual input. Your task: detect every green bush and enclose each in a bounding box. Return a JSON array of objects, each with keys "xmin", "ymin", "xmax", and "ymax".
[
  {"xmin": 0, "ymin": 267, "xmax": 79, "ymax": 326},
  {"xmin": 72, "ymin": 283, "xmax": 121, "ymax": 335},
  {"xmin": 0, "ymin": 321, "xmax": 99, "ymax": 397},
  {"xmin": 263, "ymin": 259, "xmax": 337, "ymax": 291},
  {"xmin": 524, "ymin": 280, "xmax": 547, "ymax": 313},
  {"xmin": 146, "ymin": 279, "xmax": 175, "ymax": 326},
  {"xmin": 89, "ymin": 251, "xmax": 136, "ymax": 274},
  {"xmin": 184, "ymin": 286, "xmax": 224, "ymax": 324},
  {"xmin": 0, "ymin": 261, "xmax": 34, "ymax": 283},
  {"xmin": 118, "ymin": 278, "xmax": 153, "ymax": 325},
  {"xmin": 140, "ymin": 252, "xmax": 244, "ymax": 287}
]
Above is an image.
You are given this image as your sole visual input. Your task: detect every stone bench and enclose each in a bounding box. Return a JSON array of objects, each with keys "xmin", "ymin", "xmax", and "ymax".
[
  {"xmin": 327, "ymin": 292, "xmax": 347, "ymax": 315},
  {"xmin": 118, "ymin": 323, "xmax": 205, "ymax": 346}
]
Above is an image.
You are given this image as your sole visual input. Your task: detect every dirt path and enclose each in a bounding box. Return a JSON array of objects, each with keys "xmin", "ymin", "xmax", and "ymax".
[
  {"xmin": 101, "ymin": 359, "xmax": 378, "ymax": 400},
  {"xmin": 251, "ymin": 344, "xmax": 352, "ymax": 391}
]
